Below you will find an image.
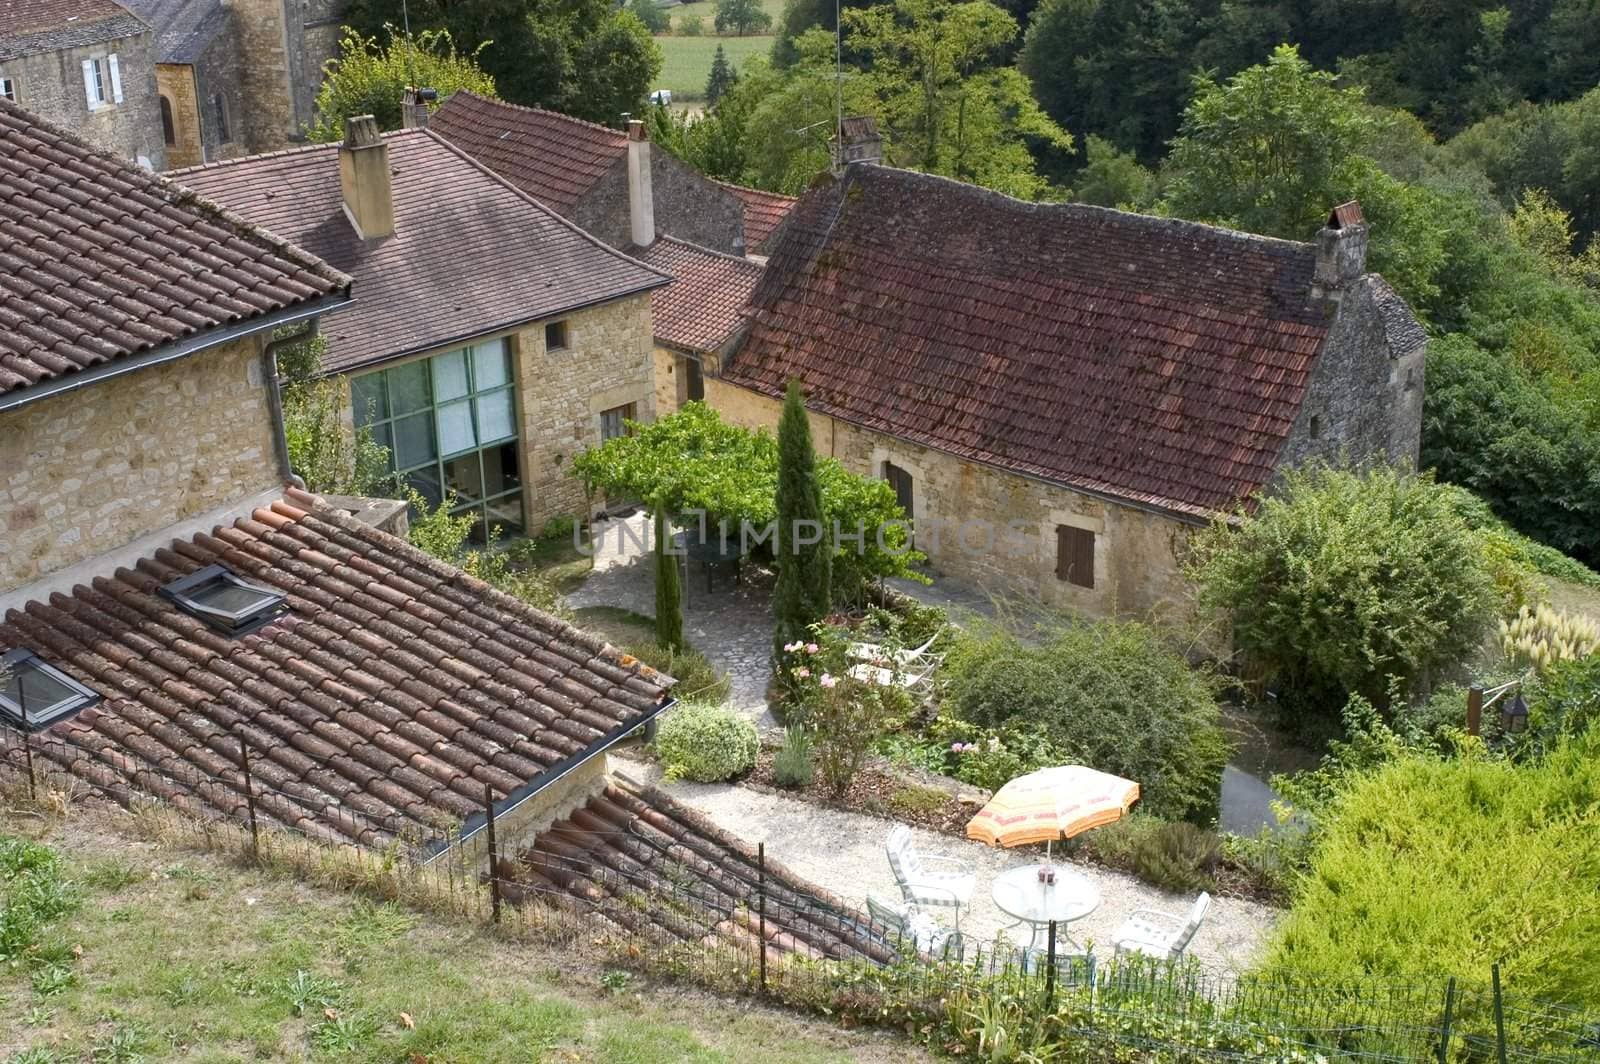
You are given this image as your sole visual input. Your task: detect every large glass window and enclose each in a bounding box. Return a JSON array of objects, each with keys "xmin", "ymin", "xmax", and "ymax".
[{"xmin": 353, "ymin": 340, "xmax": 523, "ymax": 540}]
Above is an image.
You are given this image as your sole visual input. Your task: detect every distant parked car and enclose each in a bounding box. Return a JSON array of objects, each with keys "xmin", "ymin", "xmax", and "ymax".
[{"xmin": 650, "ymin": 89, "xmax": 672, "ymax": 106}]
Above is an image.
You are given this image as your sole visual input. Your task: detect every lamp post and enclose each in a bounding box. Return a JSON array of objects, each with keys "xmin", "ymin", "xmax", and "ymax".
[{"xmin": 1502, "ymin": 692, "xmax": 1530, "ymax": 735}]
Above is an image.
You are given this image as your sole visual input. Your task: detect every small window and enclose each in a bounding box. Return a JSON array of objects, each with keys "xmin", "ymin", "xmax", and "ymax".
[
  {"xmin": 82, "ymin": 58, "xmax": 107, "ymax": 109},
  {"xmin": 160, "ymin": 94, "xmax": 175, "ymax": 145},
  {"xmin": 1309, "ymin": 414, "xmax": 1322, "ymax": 440},
  {"xmin": 0, "ymin": 649, "xmax": 100, "ymax": 732},
  {"xmin": 213, "ymin": 92, "xmax": 231, "ymax": 142},
  {"xmin": 158, "ymin": 564, "xmax": 287, "ymax": 636},
  {"xmin": 883, "ymin": 461, "xmax": 914, "ymax": 521},
  {"xmin": 0, "ymin": 77, "xmax": 16, "ymax": 103},
  {"xmin": 600, "ymin": 402, "xmax": 637, "ymax": 442},
  {"xmin": 1055, "ymin": 525, "xmax": 1095, "ymax": 589},
  {"xmin": 545, "ymin": 320, "xmax": 568, "ymax": 351}
]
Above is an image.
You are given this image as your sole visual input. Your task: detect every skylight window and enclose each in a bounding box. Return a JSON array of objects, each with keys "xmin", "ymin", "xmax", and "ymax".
[
  {"xmin": 158, "ymin": 564, "xmax": 287, "ymax": 636},
  {"xmin": 0, "ymin": 649, "xmax": 100, "ymax": 732}
]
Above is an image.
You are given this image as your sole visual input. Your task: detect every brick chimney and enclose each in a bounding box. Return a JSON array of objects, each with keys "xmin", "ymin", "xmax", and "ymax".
[
  {"xmin": 401, "ymin": 86, "xmax": 435, "ymax": 130},
  {"xmin": 1311, "ymin": 200, "xmax": 1367, "ymax": 305},
  {"xmin": 626, "ymin": 118, "xmax": 655, "ymax": 247},
  {"xmin": 833, "ymin": 115, "xmax": 883, "ymax": 173},
  {"xmin": 338, "ymin": 115, "xmax": 394, "ymax": 241}
]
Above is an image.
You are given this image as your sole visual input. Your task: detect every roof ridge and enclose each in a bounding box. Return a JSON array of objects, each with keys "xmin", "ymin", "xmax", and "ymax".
[
  {"xmin": 714, "ymin": 179, "xmax": 798, "ymax": 204},
  {"xmin": 447, "ymin": 89, "xmax": 628, "ymax": 145},
  {"xmin": 651, "ymin": 234, "xmax": 765, "ymax": 271}
]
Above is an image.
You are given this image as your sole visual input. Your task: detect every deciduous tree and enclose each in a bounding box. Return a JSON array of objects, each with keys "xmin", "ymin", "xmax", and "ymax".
[{"xmin": 308, "ymin": 28, "xmax": 495, "ymax": 141}]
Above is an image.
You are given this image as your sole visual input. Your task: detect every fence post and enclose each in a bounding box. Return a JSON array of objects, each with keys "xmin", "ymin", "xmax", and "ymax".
[
  {"xmin": 236, "ymin": 732, "xmax": 259, "ymax": 863},
  {"xmin": 757, "ymin": 841, "xmax": 768, "ymax": 993},
  {"xmin": 1467, "ymin": 686, "xmax": 1483, "ymax": 737},
  {"xmin": 1438, "ymin": 976, "xmax": 1457, "ymax": 1064},
  {"xmin": 1045, "ymin": 920, "xmax": 1058, "ymax": 1009},
  {"xmin": 484, "ymin": 784, "xmax": 501, "ymax": 924},
  {"xmin": 22, "ymin": 731, "xmax": 37, "ymax": 803},
  {"xmin": 1492, "ymin": 964, "xmax": 1508, "ymax": 1064}
]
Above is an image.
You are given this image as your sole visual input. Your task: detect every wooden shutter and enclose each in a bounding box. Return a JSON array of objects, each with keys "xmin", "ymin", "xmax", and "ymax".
[
  {"xmin": 108, "ymin": 53, "xmax": 123, "ymax": 103},
  {"xmin": 1055, "ymin": 525, "xmax": 1095, "ymax": 588},
  {"xmin": 81, "ymin": 59, "xmax": 98, "ymax": 109}
]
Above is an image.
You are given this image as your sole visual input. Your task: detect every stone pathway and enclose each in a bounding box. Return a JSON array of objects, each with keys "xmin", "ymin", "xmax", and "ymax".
[
  {"xmin": 614, "ymin": 759, "xmax": 1277, "ymax": 974},
  {"xmin": 569, "ymin": 513, "xmax": 781, "ymax": 728}
]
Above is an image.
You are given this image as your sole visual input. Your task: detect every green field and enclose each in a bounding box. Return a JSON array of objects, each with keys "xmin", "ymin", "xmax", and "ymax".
[
  {"xmin": 665, "ymin": 0, "xmax": 786, "ymax": 33},
  {"xmin": 654, "ymin": 33, "xmax": 775, "ymax": 102}
]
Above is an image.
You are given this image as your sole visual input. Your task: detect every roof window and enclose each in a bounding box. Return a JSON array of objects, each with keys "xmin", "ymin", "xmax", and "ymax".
[
  {"xmin": 159, "ymin": 564, "xmax": 287, "ymax": 636},
  {"xmin": 0, "ymin": 649, "xmax": 100, "ymax": 732}
]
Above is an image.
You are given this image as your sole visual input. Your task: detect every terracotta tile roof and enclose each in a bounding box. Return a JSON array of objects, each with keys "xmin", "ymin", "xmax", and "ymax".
[
  {"xmin": 0, "ymin": 100, "xmax": 351, "ymax": 399},
  {"xmin": 636, "ymin": 237, "xmax": 762, "ymax": 353},
  {"xmin": 716, "ymin": 181, "xmax": 797, "ymax": 253},
  {"xmin": 0, "ymin": 0, "xmax": 143, "ymax": 55},
  {"xmin": 724, "ymin": 166, "xmax": 1337, "ymax": 519},
  {"xmin": 506, "ymin": 781, "xmax": 894, "ymax": 962},
  {"xmin": 174, "ymin": 130, "xmax": 669, "ymax": 375},
  {"xmin": 0, "ymin": 491, "xmax": 674, "ymax": 849},
  {"xmin": 429, "ymin": 90, "xmax": 627, "ymax": 212}
]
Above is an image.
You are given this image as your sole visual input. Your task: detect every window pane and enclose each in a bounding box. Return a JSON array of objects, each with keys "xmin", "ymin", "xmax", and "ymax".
[
  {"xmin": 473, "ymin": 341, "xmax": 510, "ymax": 389},
  {"xmin": 393, "ymin": 412, "xmax": 436, "ymax": 469},
  {"xmin": 475, "ymin": 390, "xmax": 515, "ymax": 444},
  {"xmin": 389, "ymin": 360, "xmax": 431, "ymax": 415},
  {"xmin": 485, "ymin": 494, "xmax": 525, "ymax": 538},
  {"xmin": 351, "ymin": 373, "xmax": 387, "ymax": 425},
  {"xmin": 432, "ymin": 349, "xmax": 469, "ymax": 401},
  {"xmin": 366, "ymin": 422, "xmax": 393, "ymax": 466},
  {"xmin": 4, "ymin": 665, "xmax": 76, "ymax": 717},
  {"xmin": 444, "ymin": 453, "xmax": 484, "ymax": 502},
  {"xmin": 482, "ymin": 441, "xmax": 521, "ymax": 496},
  {"xmin": 404, "ymin": 466, "xmax": 442, "ymax": 508},
  {"xmin": 437, "ymin": 399, "xmax": 476, "ymax": 456}
]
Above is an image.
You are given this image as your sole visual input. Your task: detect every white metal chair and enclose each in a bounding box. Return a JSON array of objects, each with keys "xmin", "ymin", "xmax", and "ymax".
[
  {"xmin": 866, "ymin": 894, "xmax": 965, "ymax": 960},
  {"xmin": 885, "ymin": 824, "xmax": 976, "ymax": 928},
  {"xmin": 847, "ymin": 632, "xmax": 944, "ymax": 668},
  {"xmin": 848, "ymin": 658, "xmax": 938, "ymax": 694},
  {"xmin": 1111, "ymin": 892, "xmax": 1211, "ymax": 962}
]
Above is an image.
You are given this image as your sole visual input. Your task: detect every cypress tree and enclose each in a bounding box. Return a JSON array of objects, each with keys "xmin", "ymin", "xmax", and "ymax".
[
  {"xmin": 772, "ymin": 379, "xmax": 831, "ymax": 668},
  {"xmin": 654, "ymin": 503, "xmax": 684, "ymax": 652},
  {"xmin": 706, "ymin": 44, "xmax": 737, "ymax": 107}
]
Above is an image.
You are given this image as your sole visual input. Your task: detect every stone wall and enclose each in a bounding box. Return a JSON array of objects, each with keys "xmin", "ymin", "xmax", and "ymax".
[
  {"xmin": 0, "ymin": 335, "xmax": 281, "ymax": 592},
  {"xmin": 0, "ymin": 30, "xmax": 164, "ymax": 167},
  {"xmin": 570, "ymin": 151, "xmax": 747, "ymax": 254},
  {"xmin": 1275, "ymin": 275, "xmax": 1425, "ymax": 476},
  {"xmin": 193, "ymin": 29, "xmax": 247, "ymax": 162},
  {"xmin": 703, "ymin": 378, "xmax": 1197, "ymax": 620},
  {"xmin": 513, "ymin": 295, "xmax": 656, "ymax": 531},
  {"xmin": 155, "ymin": 64, "xmax": 201, "ymax": 168}
]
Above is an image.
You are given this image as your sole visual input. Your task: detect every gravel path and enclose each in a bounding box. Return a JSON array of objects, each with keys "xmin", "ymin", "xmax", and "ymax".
[{"xmin": 614, "ymin": 760, "xmax": 1278, "ymax": 973}]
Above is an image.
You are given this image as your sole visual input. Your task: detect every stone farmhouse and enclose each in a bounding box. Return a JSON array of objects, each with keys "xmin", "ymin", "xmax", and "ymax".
[
  {"xmin": 0, "ymin": 102, "xmax": 879, "ymax": 957},
  {"xmin": 0, "ymin": 0, "xmax": 165, "ymax": 168},
  {"xmin": 118, "ymin": 0, "xmax": 343, "ymax": 168},
  {"xmin": 178, "ymin": 115, "xmax": 672, "ymax": 538},
  {"xmin": 706, "ymin": 165, "xmax": 1429, "ymax": 619}
]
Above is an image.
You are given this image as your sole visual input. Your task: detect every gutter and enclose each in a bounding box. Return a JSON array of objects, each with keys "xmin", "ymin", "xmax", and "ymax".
[
  {"xmin": 0, "ymin": 293, "xmax": 351, "ymax": 413},
  {"xmin": 261, "ymin": 323, "xmax": 317, "ymax": 489},
  {"xmin": 421, "ymin": 694, "xmax": 677, "ymax": 863}
]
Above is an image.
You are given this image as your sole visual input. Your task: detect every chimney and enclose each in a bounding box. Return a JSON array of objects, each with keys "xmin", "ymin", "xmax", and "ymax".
[
  {"xmin": 626, "ymin": 118, "xmax": 655, "ymax": 247},
  {"xmin": 401, "ymin": 86, "xmax": 436, "ymax": 129},
  {"xmin": 833, "ymin": 115, "xmax": 883, "ymax": 173},
  {"xmin": 338, "ymin": 114, "xmax": 394, "ymax": 241},
  {"xmin": 1312, "ymin": 200, "xmax": 1367, "ymax": 304}
]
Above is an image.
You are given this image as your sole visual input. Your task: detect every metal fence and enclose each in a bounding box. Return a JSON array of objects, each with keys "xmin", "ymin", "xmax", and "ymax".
[{"xmin": 3, "ymin": 725, "xmax": 1597, "ymax": 1063}]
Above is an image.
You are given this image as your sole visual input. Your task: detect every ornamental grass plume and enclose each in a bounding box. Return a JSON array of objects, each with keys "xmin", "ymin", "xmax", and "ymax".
[{"xmin": 1500, "ymin": 603, "xmax": 1600, "ymax": 674}]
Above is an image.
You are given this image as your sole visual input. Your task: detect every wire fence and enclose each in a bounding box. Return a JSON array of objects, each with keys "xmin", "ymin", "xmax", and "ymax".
[{"xmin": 4, "ymin": 723, "xmax": 1598, "ymax": 1062}]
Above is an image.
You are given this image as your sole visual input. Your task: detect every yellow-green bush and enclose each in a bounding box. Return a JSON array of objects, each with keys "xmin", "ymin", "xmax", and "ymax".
[
  {"xmin": 1501, "ymin": 602, "xmax": 1600, "ymax": 674},
  {"xmin": 1263, "ymin": 735, "xmax": 1600, "ymax": 1005}
]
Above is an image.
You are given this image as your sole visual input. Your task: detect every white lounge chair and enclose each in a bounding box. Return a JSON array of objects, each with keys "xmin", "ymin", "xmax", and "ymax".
[
  {"xmin": 848, "ymin": 658, "xmax": 938, "ymax": 693},
  {"xmin": 866, "ymin": 894, "xmax": 964, "ymax": 959},
  {"xmin": 847, "ymin": 632, "xmax": 943, "ymax": 667},
  {"xmin": 1112, "ymin": 892, "xmax": 1211, "ymax": 962},
  {"xmin": 885, "ymin": 824, "xmax": 976, "ymax": 928}
]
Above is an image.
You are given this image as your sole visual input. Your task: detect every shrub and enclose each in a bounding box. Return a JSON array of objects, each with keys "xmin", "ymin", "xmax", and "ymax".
[
  {"xmin": 785, "ymin": 625, "xmax": 897, "ymax": 797},
  {"xmin": 1130, "ymin": 821, "xmax": 1222, "ymax": 893},
  {"xmin": 888, "ymin": 783, "xmax": 950, "ymax": 818},
  {"xmin": 771, "ymin": 727, "xmax": 814, "ymax": 789},
  {"xmin": 1501, "ymin": 602, "xmax": 1600, "ymax": 673},
  {"xmin": 679, "ymin": 13, "xmax": 705, "ymax": 35},
  {"xmin": 942, "ymin": 621, "xmax": 1230, "ymax": 822},
  {"xmin": 654, "ymin": 703, "xmax": 758, "ymax": 782},
  {"xmin": 626, "ymin": 642, "xmax": 731, "ymax": 704},
  {"xmin": 628, "ymin": 0, "xmax": 669, "ymax": 34},
  {"xmin": 1526, "ymin": 653, "xmax": 1600, "ymax": 748},
  {"xmin": 1189, "ymin": 465, "xmax": 1502, "ymax": 728}
]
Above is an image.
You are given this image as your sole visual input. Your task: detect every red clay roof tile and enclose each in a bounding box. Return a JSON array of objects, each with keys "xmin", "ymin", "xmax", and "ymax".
[
  {"xmin": 715, "ymin": 181, "xmax": 797, "ymax": 253},
  {"xmin": 636, "ymin": 236, "xmax": 763, "ymax": 353}
]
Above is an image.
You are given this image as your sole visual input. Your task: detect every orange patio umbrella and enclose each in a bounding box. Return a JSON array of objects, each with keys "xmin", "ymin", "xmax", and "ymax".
[{"xmin": 966, "ymin": 765, "xmax": 1140, "ymax": 857}]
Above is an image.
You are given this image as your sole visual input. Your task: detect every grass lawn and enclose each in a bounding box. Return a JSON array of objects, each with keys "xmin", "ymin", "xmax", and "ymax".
[
  {"xmin": 653, "ymin": 35, "xmax": 775, "ymax": 101},
  {"xmin": 512, "ymin": 528, "xmax": 594, "ymax": 597},
  {"xmin": 664, "ymin": 0, "xmax": 785, "ymax": 33},
  {"xmin": 571, "ymin": 605, "xmax": 659, "ymax": 647},
  {"xmin": 0, "ymin": 820, "xmax": 920, "ymax": 1064}
]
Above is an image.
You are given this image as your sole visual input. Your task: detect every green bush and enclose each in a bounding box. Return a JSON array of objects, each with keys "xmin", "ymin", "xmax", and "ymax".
[
  {"xmin": 1264, "ymin": 731, "xmax": 1600, "ymax": 1004},
  {"xmin": 1189, "ymin": 465, "xmax": 1502, "ymax": 728},
  {"xmin": 626, "ymin": 642, "xmax": 731, "ymax": 704},
  {"xmin": 654, "ymin": 703, "xmax": 758, "ymax": 782},
  {"xmin": 771, "ymin": 727, "xmax": 814, "ymax": 789},
  {"xmin": 678, "ymin": 13, "xmax": 704, "ymax": 35},
  {"xmin": 1130, "ymin": 821, "xmax": 1222, "ymax": 894},
  {"xmin": 942, "ymin": 620, "xmax": 1230, "ymax": 822}
]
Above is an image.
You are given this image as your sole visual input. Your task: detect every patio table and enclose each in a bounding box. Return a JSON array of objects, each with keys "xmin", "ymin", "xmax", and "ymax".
[{"xmin": 990, "ymin": 864, "xmax": 1100, "ymax": 951}]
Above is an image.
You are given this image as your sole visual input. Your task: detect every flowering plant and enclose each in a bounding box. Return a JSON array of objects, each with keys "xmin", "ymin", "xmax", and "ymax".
[{"xmin": 785, "ymin": 623, "xmax": 904, "ymax": 797}]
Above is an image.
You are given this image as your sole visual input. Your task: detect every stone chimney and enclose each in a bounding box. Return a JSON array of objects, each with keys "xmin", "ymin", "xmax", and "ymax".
[
  {"xmin": 626, "ymin": 119, "xmax": 655, "ymax": 248},
  {"xmin": 833, "ymin": 115, "xmax": 883, "ymax": 172},
  {"xmin": 1311, "ymin": 200, "xmax": 1367, "ymax": 305},
  {"xmin": 401, "ymin": 86, "xmax": 436, "ymax": 130},
  {"xmin": 338, "ymin": 115, "xmax": 394, "ymax": 241}
]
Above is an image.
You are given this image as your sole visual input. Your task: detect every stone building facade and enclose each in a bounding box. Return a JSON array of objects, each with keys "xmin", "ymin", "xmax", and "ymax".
[
  {"xmin": 0, "ymin": 335, "xmax": 280, "ymax": 591},
  {"xmin": 0, "ymin": 0, "xmax": 165, "ymax": 168}
]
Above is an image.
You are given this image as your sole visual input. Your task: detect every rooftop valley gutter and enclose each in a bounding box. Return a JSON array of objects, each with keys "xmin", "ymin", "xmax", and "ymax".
[
  {"xmin": 0, "ymin": 293, "xmax": 352, "ymax": 413},
  {"xmin": 423, "ymin": 694, "xmax": 678, "ymax": 862}
]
